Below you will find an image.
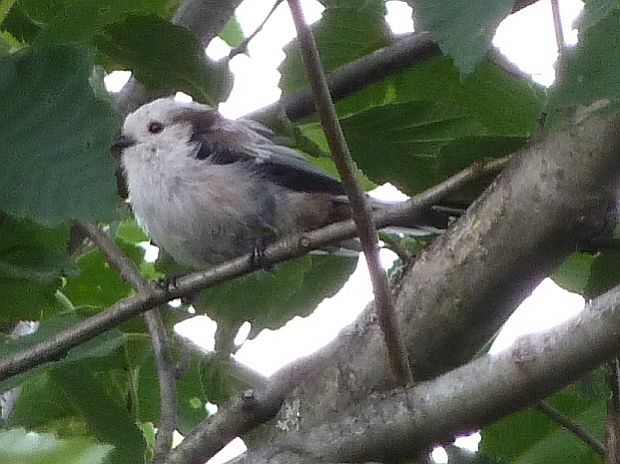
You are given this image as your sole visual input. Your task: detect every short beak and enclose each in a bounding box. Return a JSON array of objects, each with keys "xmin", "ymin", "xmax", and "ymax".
[{"xmin": 112, "ymin": 134, "xmax": 136, "ymax": 153}]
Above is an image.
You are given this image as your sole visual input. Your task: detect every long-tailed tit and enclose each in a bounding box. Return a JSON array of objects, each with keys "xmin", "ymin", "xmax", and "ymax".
[{"xmin": 113, "ymin": 98, "xmax": 443, "ymax": 269}]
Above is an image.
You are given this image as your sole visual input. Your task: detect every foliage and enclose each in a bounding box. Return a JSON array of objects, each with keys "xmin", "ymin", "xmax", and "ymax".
[{"xmin": 0, "ymin": 0, "xmax": 617, "ymax": 463}]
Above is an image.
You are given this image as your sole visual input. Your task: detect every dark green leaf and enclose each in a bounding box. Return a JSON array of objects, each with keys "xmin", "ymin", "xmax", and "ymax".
[
  {"xmin": 340, "ymin": 100, "xmax": 488, "ymax": 194},
  {"xmin": 279, "ymin": 0, "xmax": 388, "ymax": 95},
  {"xmin": 0, "ymin": 428, "xmax": 112, "ymax": 464},
  {"xmin": 64, "ymin": 240, "xmax": 143, "ymax": 308},
  {"xmin": 19, "ymin": 0, "xmax": 171, "ymax": 43},
  {"xmin": 95, "ymin": 14, "xmax": 232, "ymax": 105},
  {"xmin": 550, "ymin": 10, "xmax": 620, "ymax": 118},
  {"xmin": 50, "ymin": 366, "xmax": 145, "ymax": 464},
  {"xmin": 585, "ymin": 249, "xmax": 620, "ymax": 298},
  {"xmin": 0, "ymin": 216, "xmax": 72, "ymax": 322},
  {"xmin": 414, "ymin": 0, "xmax": 514, "ymax": 75},
  {"xmin": 389, "ymin": 56, "xmax": 545, "ymax": 136},
  {"xmin": 193, "ymin": 255, "xmax": 357, "ymax": 337},
  {"xmin": 480, "ymin": 370, "xmax": 606, "ymax": 464},
  {"xmin": 0, "ymin": 4, "xmax": 41, "ymax": 43},
  {"xmin": 0, "ymin": 46, "xmax": 120, "ymax": 225},
  {"xmin": 551, "ymin": 252, "xmax": 595, "ymax": 295}
]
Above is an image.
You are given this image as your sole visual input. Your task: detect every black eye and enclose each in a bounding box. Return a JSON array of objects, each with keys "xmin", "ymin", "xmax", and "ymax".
[{"xmin": 148, "ymin": 121, "xmax": 164, "ymax": 134}]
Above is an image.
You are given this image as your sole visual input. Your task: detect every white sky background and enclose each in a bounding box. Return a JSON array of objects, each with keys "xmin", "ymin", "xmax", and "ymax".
[{"xmin": 106, "ymin": 1, "xmax": 587, "ymax": 462}]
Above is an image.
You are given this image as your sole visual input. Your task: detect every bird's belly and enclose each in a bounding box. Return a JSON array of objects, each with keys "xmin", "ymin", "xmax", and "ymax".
[{"xmin": 128, "ymin": 167, "xmax": 290, "ymax": 269}]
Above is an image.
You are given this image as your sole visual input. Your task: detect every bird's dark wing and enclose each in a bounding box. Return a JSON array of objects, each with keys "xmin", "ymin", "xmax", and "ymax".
[{"xmin": 180, "ymin": 109, "xmax": 345, "ymax": 195}]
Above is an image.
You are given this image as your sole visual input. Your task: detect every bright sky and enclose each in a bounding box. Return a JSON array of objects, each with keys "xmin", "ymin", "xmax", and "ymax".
[{"xmin": 106, "ymin": 1, "xmax": 587, "ymax": 462}]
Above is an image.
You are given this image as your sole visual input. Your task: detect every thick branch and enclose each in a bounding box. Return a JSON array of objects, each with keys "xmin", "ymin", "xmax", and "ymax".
[
  {"xmin": 287, "ymin": 0, "xmax": 411, "ymax": 386},
  {"xmin": 74, "ymin": 223, "xmax": 178, "ymax": 463},
  {"xmin": 275, "ymin": 109, "xmax": 620, "ymax": 434},
  {"xmin": 230, "ymin": 281, "xmax": 620, "ymax": 463}
]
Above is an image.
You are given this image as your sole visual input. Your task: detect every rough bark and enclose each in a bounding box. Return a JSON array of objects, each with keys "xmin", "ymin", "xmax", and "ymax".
[{"xmin": 268, "ymin": 110, "xmax": 620, "ymax": 439}]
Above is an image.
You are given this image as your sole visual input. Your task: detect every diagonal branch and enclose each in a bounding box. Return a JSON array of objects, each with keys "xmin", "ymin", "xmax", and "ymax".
[
  {"xmin": 74, "ymin": 222, "xmax": 178, "ymax": 464},
  {"xmin": 287, "ymin": 0, "xmax": 411, "ymax": 386},
  {"xmin": 226, "ymin": 280, "xmax": 620, "ymax": 463}
]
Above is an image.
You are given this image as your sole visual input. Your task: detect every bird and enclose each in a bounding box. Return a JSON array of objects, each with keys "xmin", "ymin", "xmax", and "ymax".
[{"xmin": 113, "ymin": 97, "xmax": 444, "ymax": 269}]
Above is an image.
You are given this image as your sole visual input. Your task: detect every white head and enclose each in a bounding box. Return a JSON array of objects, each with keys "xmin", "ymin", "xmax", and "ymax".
[{"xmin": 114, "ymin": 98, "xmax": 224, "ymax": 162}]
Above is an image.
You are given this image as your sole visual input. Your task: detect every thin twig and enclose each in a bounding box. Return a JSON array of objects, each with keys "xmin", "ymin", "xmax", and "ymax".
[
  {"xmin": 550, "ymin": 0, "xmax": 565, "ymax": 52},
  {"xmin": 75, "ymin": 222, "xmax": 179, "ymax": 464},
  {"xmin": 287, "ymin": 0, "xmax": 413, "ymax": 387},
  {"xmin": 0, "ymin": 157, "xmax": 509, "ymax": 384},
  {"xmin": 228, "ymin": 0, "xmax": 284, "ymax": 60},
  {"xmin": 607, "ymin": 359, "xmax": 620, "ymax": 463},
  {"xmin": 536, "ymin": 400, "xmax": 605, "ymax": 455}
]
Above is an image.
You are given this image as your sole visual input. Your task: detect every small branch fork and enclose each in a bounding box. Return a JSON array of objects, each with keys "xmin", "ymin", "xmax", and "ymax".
[
  {"xmin": 75, "ymin": 222, "xmax": 179, "ymax": 464},
  {"xmin": 287, "ymin": 0, "xmax": 412, "ymax": 387},
  {"xmin": 228, "ymin": 0, "xmax": 284, "ymax": 60}
]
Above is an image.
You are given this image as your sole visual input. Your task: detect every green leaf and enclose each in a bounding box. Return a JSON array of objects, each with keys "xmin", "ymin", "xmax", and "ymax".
[
  {"xmin": 550, "ymin": 10, "xmax": 620, "ymax": 117},
  {"xmin": 0, "ymin": 46, "xmax": 120, "ymax": 225},
  {"xmin": 193, "ymin": 255, "xmax": 357, "ymax": 337},
  {"xmin": 19, "ymin": 0, "xmax": 171, "ymax": 44},
  {"xmin": 279, "ymin": 0, "xmax": 388, "ymax": 95},
  {"xmin": 585, "ymin": 249, "xmax": 620, "ymax": 298},
  {"xmin": 15, "ymin": 366, "xmax": 146, "ymax": 464},
  {"xmin": 64, "ymin": 240, "xmax": 144, "ymax": 308},
  {"xmin": 219, "ymin": 16, "xmax": 244, "ymax": 48},
  {"xmin": 551, "ymin": 252, "xmax": 595, "ymax": 295},
  {"xmin": 0, "ymin": 216, "xmax": 73, "ymax": 322},
  {"xmin": 480, "ymin": 370, "xmax": 606, "ymax": 464},
  {"xmin": 0, "ymin": 4, "xmax": 41, "ymax": 43},
  {"xmin": 0, "ymin": 428, "xmax": 112, "ymax": 464},
  {"xmin": 339, "ymin": 100, "xmax": 488, "ymax": 194},
  {"xmin": 414, "ymin": 0, "xmax": 514, "ymax": 75},
  {"xmin": 389, "ymin": 56, "xmax": 545, "ymax": 136},
  {"xmin": 0, "ymin": 0, "xmax": 16, "ymax": 25},
  {"xmin": 114, "ymin": 219, "xmax": 149, "ymax": 245},
  {"xmin": 94, "ymin": 14, "xmax": 232, "ymax": 105}
]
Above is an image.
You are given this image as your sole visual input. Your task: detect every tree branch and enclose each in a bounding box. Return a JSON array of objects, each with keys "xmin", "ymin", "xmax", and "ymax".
[
  {"xmin": 267, "ymin": 108, "xmax": 620, "ymax": 441},
  {"xmin": 227, "ymin": 281, "xmax": 620, "ymax": 463},
  {"xmin": 228, "ymin": 0, "xmax": 284, "ymax": 60},
  {"xmin": 287, "ymin": 0, "xmax": 411, "ymax": 386},
  {"xmin": 550, "ymin": 0, "xmax": 565, "ymax": 52},
  {"xmin": 536, "ymin": 400, "xmax": 605, "ymax": 455},
  {"xmin": 249, "ymin": 34, "xmax": 534, "ymax": 124},
  {"xmin": 607, "ymin": 358, "xmax": 620, "ymax": 463},
  {"xmin": 164, "ymin": 348, "xmax": 332, "ymax": 464},
  {"xmin": 74, "ymin": 223, "xmax": 178, "ymax": 463}
]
